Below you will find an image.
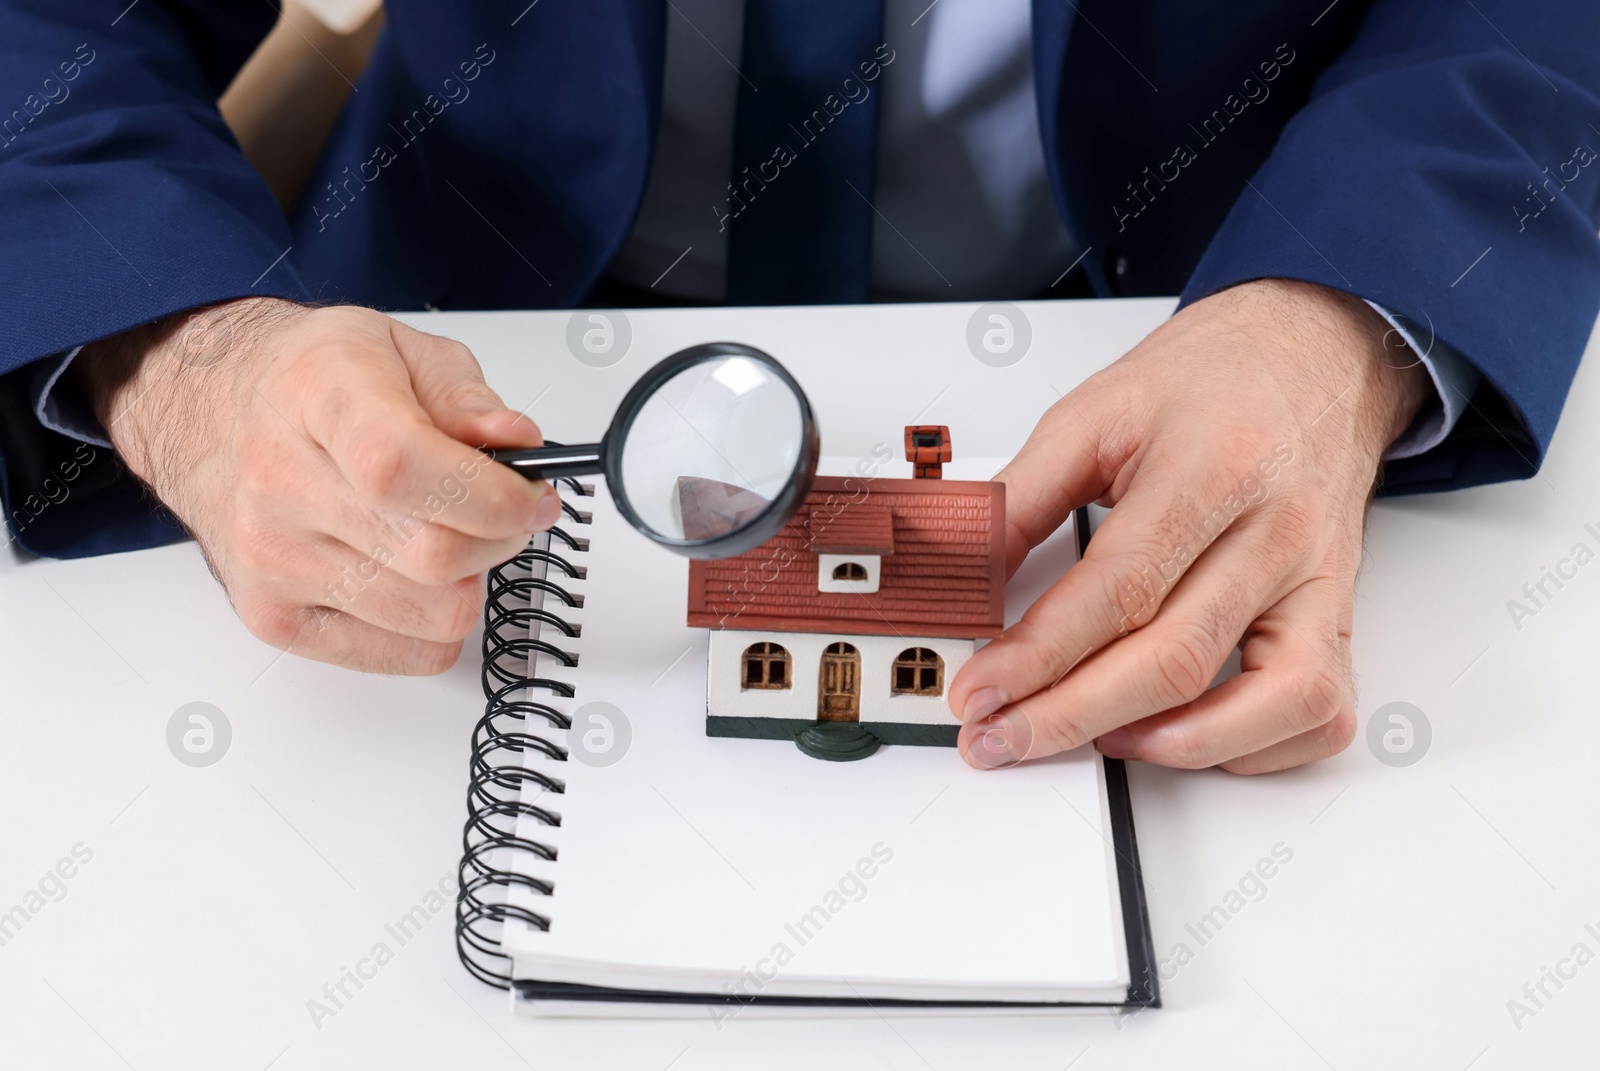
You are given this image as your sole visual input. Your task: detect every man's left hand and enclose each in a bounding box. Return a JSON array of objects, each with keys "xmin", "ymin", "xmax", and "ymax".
[{"xmin": 948, "ymin": 278, "xmax": 1433, "ymax": 773}]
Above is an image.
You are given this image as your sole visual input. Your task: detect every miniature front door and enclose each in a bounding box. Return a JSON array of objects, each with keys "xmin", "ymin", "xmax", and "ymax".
[{"xmin": 817, "ymin": 642, "xmax": 861, "ymax": 721}]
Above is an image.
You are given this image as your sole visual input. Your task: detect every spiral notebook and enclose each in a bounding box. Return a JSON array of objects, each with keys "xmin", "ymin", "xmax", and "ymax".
[{"xmin": 455, "ymin": 459, "xmax": 1157, "ymax": 1016}]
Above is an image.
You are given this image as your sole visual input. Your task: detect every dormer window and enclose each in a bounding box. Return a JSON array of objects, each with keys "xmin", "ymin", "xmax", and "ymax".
[
  {"xmin": 817, "ymin": 554, "xmax": 880, "ymax": 593},
  {"xmin": 805, "ymin": 504, "xmax": 894, "ymax": 596}
]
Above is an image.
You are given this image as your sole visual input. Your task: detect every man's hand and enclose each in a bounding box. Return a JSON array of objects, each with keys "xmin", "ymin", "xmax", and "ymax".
[
  {"xmin": 76, "ymin": 298, "xmax": 557, "ymax": 674},
  {"xmin": 948, "ymin": 279, "xmax": 1433, "ymax": 773}
]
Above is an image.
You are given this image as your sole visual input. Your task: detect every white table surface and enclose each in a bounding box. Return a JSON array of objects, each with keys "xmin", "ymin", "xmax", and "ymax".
[{"xmin": 3, "ymin": 297, "xmax": 1596, "ymax": 1070}]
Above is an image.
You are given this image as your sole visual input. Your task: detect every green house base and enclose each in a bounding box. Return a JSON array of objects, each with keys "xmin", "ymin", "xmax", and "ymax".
[{"xmin": 706, "ymin": 716, "xmax": 958, "ymax": 760}]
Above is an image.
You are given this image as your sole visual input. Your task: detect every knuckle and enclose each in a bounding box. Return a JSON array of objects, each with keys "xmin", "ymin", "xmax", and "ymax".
[
  {"xmin": 1028, "ymin": 703, "xmax": 1090, "ymax": 755},
  {"xmin": 1328, "ymin": 710, "xmax": 1357, "ymax": 756},
  {"xmin": 1218, "ymin": 754, "xmax": 1273, "ymax": 776},
  {"xmin": 317, "ymin": 304, "xmax": 385, "ymax": 339},
  {"xmin": 409, "ymin": 639, "xmax": 463, "ymax": 676},
  {"xmin": 361, "ymin": 584, "xmax": 425, "ymax": 638},
  {"xmin": 433, "ymin": 371, "xmax": 492, "ymax": 415},
  {"xmin": 403, "ymin": 523, "xmax": 472, "ymax": 584},
  {"xmin": 1317, "ymin": 697, "xmax": 1357, "ymax": 755},
  {"xmin": 1146, "ymin": 618, "xmax": 1221, "ymax": 706},
  {"xmin": 365, "ymin": 569, "xmax": 485, "ymax": 646},
  {"xmin": 237, "ymin": 596, "xmax": 306, "ymax": 650},
  {"xmin": 437, "ymin": 339, "xmax": 484, "ymax": 375},
  {"xmin": 435, "ymin": 337, "xmax": 473, "ymax": 362},
  {"xmin": 414, "ymin": 583, "xmax": 481, "ymax": 643},
  {"xmin": 1288, "ymin": 665, "xmax": 1346, "ymax": 734},
  {"xmin": 473, "ymin": 479, "xmax": 523, "ymax": 529},
  {"xmin": 343, "ymin": 424, "xmax": 410, "ymax": 501},
  {"xmin": 438, "ymin": 593, "xmax": 481, "ymax": 642},
  {"xmin": 1092, "ymin": 553, "xmax": 1166, "ymax": 635}
]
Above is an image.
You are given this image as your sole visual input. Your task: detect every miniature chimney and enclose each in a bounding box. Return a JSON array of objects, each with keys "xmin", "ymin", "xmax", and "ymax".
[{"xmin": 904, "ymin": 425, "xmax": 951, "ymax": 480}]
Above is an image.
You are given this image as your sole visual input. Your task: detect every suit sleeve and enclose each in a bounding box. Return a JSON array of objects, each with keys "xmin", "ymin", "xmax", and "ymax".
[
  {"xmin": 1180, "ymin": 0, "xmax": 1600, "ymax": 495},
  {"xmin": 0, "ymin": 1, "xmax": 310, "ymax": 557}
]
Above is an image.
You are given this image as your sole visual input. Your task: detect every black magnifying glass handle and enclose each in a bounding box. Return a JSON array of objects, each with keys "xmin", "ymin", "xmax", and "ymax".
[{"xmin": 488, "ymin": 441, "xmax": 605, "ymax": 481}]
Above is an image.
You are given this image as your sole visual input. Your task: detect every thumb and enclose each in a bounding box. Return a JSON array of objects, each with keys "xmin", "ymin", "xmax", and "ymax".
[{"xmin": 388, "ymin": 320, "xmax": 545, "ymax": 449}]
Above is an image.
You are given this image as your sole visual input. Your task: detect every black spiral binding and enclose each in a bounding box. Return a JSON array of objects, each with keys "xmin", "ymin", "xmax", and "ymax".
[{"xmin": 457, "ymin": 476, "xmax": 593, "ymax": 989}]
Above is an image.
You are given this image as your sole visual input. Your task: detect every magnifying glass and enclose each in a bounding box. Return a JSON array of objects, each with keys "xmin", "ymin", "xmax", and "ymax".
[{"xmin": 490, "ymin": 342, "xmax": 819, "ymax": 559}]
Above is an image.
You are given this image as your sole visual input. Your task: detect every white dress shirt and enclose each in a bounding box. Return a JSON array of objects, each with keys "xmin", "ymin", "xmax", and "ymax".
[{"xmin": 607, "ymin": 0, "xmax": 1077, "ymax": 303}]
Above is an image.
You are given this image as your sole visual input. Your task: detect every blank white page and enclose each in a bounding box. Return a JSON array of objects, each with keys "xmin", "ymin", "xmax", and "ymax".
[{"xmin": 502, "ymin": 459, "xmax": 1128, "ymax": 1003}]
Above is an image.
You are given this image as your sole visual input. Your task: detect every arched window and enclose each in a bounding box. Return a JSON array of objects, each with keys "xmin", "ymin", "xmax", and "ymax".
[
  {"xmin": 741, "ymin": 642, "xmax": 791, "ymax": 689},
  {"xmin": 891, "ymin": 647, "xmax": 944, "ymax": 696},
  {"xmin": 831, "ymin": 561, "xmax": 869, "ymax": 581}
]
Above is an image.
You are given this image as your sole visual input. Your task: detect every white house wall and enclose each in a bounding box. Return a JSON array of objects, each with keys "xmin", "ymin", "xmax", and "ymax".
[{"xmin": 707, "ymin": 630, "xmax": 975, "ymax": 727}]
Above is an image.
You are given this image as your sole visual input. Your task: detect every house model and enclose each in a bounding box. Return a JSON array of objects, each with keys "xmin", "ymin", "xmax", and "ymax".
[{"xmin": 686, "ymin": 426, "xmax": 1005, "ymax": 761}]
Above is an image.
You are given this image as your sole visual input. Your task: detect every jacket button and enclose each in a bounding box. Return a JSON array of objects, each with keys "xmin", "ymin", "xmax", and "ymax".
[{"xmin": 1105, "ymin": 248, "xmax": 1130, "ymax": 296}]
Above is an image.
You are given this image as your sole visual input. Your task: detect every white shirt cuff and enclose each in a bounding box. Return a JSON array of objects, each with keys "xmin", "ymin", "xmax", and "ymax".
[
  {"xmin": 29, "ymin": 346, "xmax": 114, "ymax": 450},
  {"xmin": 1364, "ymin": 301, "xmax": 1481, "ymax": 461}
]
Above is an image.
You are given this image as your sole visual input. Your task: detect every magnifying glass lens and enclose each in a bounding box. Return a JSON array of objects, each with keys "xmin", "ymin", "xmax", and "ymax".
[{"xmin": 617, "ymin": 355, "xmax": 805, "ymax": 542}]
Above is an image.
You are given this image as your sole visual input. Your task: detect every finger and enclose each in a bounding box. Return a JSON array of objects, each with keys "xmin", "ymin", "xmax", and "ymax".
[
  {"xmin": 243, "ymin": 421, "xmax": 534, "ymax": 585},
  {"xmin": 235, "ymin": 592, "xmax": 465, "ymax": 675},
  {"xmin": 949, "ymin": 434, "xmax": 1252, "ymax": 726},
  {"xmin": 1215, "ymin": 712, "xmax": 1357, "ymax": 774},
  {"xmin": 1098, "ymin": 578, "xmax": 1355, "ymax": 772},
  {"xmin": 297, "ymin": 341, "xmax": 557, "ymax": 539},
  {"xmin": 315, "ymin": 474, "xmax": 534, "ymax": 586},
  {"xmin": 992, "ymin": 381, "xmax": 1129, "ymax": 574},
  {"xmin": 387, "ymin": 320, "xmax": 547, "ymax": 450},
  {"xmin": 371, "ymin": 512, "xmax": 530, "ymax": 588},
  {"xmin": 955, "ymin": 520, "xmax": 1296, "ymax": 768},
  {"xmin": 229, "ymin": 495, "xmax": 493, "ymax": 644},
  {"xmin": 306, "ymin": 540, "xmax": 487, "ymax": 644}
]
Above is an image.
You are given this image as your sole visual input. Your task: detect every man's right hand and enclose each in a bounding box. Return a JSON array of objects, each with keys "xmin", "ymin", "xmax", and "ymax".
[{"xmin": 74, "ymin": 298, "xmax": 558, "ymax": 674}]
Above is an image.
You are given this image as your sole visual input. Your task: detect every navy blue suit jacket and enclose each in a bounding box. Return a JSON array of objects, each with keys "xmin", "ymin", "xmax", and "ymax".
[{"xmin": 3, "ymin": 1, "xmax": 1598, "ymax": 558}]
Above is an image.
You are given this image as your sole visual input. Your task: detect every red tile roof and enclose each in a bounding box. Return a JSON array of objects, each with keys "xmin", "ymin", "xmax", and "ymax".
[
  {"xmin": 807, "ymin": 505, "xmax": 895, "ymax": 556},
  {"xmin": 687, "ymin": 476, "xmax": 1005, "ymax": 638}
]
